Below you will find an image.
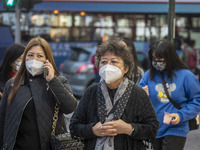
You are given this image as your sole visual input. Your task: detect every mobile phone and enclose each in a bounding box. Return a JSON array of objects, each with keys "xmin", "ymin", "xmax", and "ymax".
[
  {"xmin": 44, "ymin": 68, "xmax": 48, "ymax": 78},
  {"xmin": 44, "ymin": 59, "xmax": 49, "ymax": 78}
]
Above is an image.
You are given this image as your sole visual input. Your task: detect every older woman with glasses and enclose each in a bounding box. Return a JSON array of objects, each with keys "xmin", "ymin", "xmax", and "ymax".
[{"xmin": 70, "ymin": 37, "xmax": 159, "ymax": 150}]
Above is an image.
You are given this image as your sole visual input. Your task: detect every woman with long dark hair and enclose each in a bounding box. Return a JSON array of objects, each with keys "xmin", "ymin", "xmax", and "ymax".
[
  {"xmin": 0, "ymin": 37, "xmax": 77, "ymax": 150},
  {"xmin": 139, "ymin": 39, "xmax": 200, "ymax": 150},
  {"xmin": 0, "ymin": 43, "xmax": 25, "ymax": 98}
]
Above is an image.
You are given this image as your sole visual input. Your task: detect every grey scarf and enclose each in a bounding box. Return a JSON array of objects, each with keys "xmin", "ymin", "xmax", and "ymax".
[{"xmin": 95, "ymin": 78, "xmax": 133, "ymax": 150}]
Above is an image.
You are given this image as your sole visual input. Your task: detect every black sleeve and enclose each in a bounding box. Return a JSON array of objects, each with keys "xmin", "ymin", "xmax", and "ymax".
[
  {"xmin": 69, "ymin": 85, "xmax": 97, "ymax": 139},
  {"xmin": 48, "ymin": 75, "xmax": 77, "ymax": 114},
  {"xmin": 0, "ymin": 80, "xmax": 12, "ymax": 147},
  {"xmin": 130, "ymin": 87, "xmax": 159, "ymax": 141}
]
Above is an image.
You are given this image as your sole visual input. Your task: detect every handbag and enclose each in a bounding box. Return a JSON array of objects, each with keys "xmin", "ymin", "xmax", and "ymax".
[
  {"xmin": 50, "ymin": 103, "xmax": 84, "ymax": 150},
  {"xmin": 160, "ymin": 72, "xmax": 199, "ymax": 131}
]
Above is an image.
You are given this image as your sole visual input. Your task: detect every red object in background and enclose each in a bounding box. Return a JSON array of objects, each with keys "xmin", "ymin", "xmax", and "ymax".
[
  {"xmin": 76, "ymin": 64, "xmax": 94, "ymax": 74},
  {"xmin": 91, "ymin": 55, "xmax": 99, "ymax": 73}
]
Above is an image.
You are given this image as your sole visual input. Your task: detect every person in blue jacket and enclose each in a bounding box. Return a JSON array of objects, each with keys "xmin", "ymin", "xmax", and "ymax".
[{"xmin": 139, "ymin": 39, "xmax": 200, "ymax": 150}]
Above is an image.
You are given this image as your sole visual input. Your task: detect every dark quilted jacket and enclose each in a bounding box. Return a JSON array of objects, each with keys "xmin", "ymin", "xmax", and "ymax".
[
  {"xmin": 0, "ymin": 79, "xmax": 6, "ymax": 93},
  {"xmin": 70, "ymin": 80, "xmax": 159, "ymax": 150},
  {"xmin": 0, "ymin": 75, "xmax": 77, "ymax": 150}
]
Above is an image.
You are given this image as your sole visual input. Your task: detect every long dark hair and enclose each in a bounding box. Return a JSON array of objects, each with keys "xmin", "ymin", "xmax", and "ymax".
[
  {"xmin": 120, "ymin": 37, "xmax": 143, "ymax": 83},
  {"xmin": 149, "ymin": 39, "xmax": 188, "ymax": 81},
  {"xmin": 0, "ymin": 43, "xmax": 25, "ymax": 82},
  {"xmin": 8, "ymin": 37, "xmax": 59, "ymax": 104}
]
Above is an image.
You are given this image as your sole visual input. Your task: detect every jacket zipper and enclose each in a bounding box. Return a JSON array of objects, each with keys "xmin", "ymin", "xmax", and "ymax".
[{"xmin": 11, "ymin": 97, "xmax": 32, "ymax": 150}]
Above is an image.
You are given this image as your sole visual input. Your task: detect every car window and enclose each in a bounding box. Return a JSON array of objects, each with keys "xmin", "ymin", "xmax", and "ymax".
[
  {"xmin": 136, "ymin": 51, "xmax": 149, "ymax": 71},
  {"xmin": 69, "ymin": 49, "xmax": 90, "ymax": 62},
  {"xmin": 137, "ymin": 52, "xmax": 145, "ymax": 62}
]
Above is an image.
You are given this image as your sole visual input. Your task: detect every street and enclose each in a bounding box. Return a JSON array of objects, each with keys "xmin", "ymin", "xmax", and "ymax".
[{"xmin": 184, "ymin": 128, "xmax": 200, "ymax": 150}]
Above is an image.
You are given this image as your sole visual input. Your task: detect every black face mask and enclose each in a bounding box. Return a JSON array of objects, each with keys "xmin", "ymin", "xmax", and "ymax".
[{"xmin": 152, "ymin": 60, "xmax": 166, "ymax": 71}]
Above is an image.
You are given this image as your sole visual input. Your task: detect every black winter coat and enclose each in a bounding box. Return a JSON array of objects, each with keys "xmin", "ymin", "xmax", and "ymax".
[
  {"xmin": 0, "ymin": 75, "xmax": 77, "ymax": 150},
  {"xmin": 70, "ymin": 80, "xmax": 159, "ymax": 150},
  {"xmin": 0, "ymin": 79, "xmax": 6, "ymax": 94}
]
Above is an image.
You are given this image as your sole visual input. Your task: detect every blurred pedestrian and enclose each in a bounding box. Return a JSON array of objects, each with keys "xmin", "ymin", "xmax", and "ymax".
[
  {"xmin": 0, "ymin": 43, "xmax": 25, "ymax": 99},
  {"xmin": 195, "ymin": 50, "xmax": 200, "ymax": 82},
  {"xmin": 139, "ymin": 39, "xmax": 200, "ymax": 150},
  {"xmin": 70, "ymin": 37, "xmax": 159, "ymax": 150},
  {"xmin": 91, "ymin": 54, "xmax": 100, "ymax": 82},
  {"xmin": 0, "ymin": 37, "xmax": 77, "ymax": 150},
  {"xmin": 120, "ymin": 37, "xmax": 145, "ymax": 84},
  {"xmin": 180, "ymin": 38, "xmax": 196, "ymax": 73},
  {"xmin": 91, "ymin": 41, "xmax": 102, "ymax": 83}
]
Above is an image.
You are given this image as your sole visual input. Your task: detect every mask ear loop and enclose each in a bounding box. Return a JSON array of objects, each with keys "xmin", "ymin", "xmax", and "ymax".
[
  {"xmin": 121, "ymin": 64, "xmax": 130, "ymax": 76},
  {"xmin": 119, "ymin": 66, "xmax": 126, "ymax": 78}
]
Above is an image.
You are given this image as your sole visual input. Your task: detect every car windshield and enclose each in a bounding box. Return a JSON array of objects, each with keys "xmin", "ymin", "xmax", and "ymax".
[{"xmin": 69, "ymin": 48, "xmax": 90, "ymax": 62}]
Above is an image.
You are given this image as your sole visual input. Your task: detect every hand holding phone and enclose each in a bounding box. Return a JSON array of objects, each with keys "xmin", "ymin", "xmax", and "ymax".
[
  {"xmin": 44, "ymin": 68, "xmax": 48, "ymax": 78},
  {"xmin": 44, "ymin": 59, "xmax": 55, "ymax": 81}
]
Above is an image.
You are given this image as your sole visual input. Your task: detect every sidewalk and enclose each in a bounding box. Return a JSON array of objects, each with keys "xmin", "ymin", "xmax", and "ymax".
[{"xmin": 184, "ymin": 128, "xmax": 200, "ymax": 150}]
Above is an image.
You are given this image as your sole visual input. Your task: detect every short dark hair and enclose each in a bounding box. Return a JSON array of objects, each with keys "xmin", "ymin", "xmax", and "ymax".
[
  {"xmin": 149, "ymin": 39, "xmax": 188, "ymax": 80},
  {"xmin": 0, "ymin": 43, "xmax": 25, "ymax": 82},
  {"xmin": 95, "ymin": 37, "xmax": 133, "ymax": 78}
]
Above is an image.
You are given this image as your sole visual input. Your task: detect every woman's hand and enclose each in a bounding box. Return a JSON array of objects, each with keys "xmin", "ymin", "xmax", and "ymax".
[
  {"xmin": 142, "ymin": 85, "xmax": 149, "ymax": 95},
  {"xmin": 92, "ymin": 122, "xmax": 117, "ymax": 137},
  {"xmin": 102, "ymin": 119, "xmax": 132, "ymax": 135},
  {"xmin": 0, "ymin": 91, "xmax": 2, "ymax": 98},
  {"xmin": 170, "ymin": 113, "xmax": 180, "ymax": 125},
  {"xmin": 92, "ymin": 120, "xmax": 133, "ymax": 137},
  {"xmin": 43, "ymin": 60, "xmax": 55, "ymax": 82}
]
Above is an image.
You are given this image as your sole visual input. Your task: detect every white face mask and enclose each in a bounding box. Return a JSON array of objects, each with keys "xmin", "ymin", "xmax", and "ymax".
[
  {"xmin": 99, "ymin": 64, "xmax": 124, "ymax": 84},
  {"xmin": 15, "ymin": 61, "xmax": 21, "ymax": 71},
  {"xmin": 26, "ymin": 59, "xmax": 44, "ymax": 76}
]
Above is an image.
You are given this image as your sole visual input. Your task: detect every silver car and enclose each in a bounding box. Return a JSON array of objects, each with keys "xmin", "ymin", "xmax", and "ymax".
[{"xmin": 60, "ymin": 47, "xmax": 96, "ymax": 97}]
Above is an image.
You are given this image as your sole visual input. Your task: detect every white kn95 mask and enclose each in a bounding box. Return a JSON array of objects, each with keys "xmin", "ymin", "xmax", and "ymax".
[
  {"xmin": 26, "ymin": 59, "xmax": 44, "ymax": 76},
  {"xmin": 99, "ymin": 64, "xmax": 124, "ymax": 84}
]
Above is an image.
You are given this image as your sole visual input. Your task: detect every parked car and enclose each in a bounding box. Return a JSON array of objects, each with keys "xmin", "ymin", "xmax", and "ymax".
[
  {"xmin": 59, "ymin": 47, "xmax": 96, "ymax": 97},
  {"xmin": 60, "ymin": 47, "xmax": 149, "ymax": 98}
]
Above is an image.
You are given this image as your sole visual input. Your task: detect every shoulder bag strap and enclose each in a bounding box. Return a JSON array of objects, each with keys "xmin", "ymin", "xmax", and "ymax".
[
  {"xmin": 51, "ymin": 103, "xmax": 60, "ymax": 136},
  {"xmin": 160, "ymin": 72, "xmax": 182, "ymax": 110}
]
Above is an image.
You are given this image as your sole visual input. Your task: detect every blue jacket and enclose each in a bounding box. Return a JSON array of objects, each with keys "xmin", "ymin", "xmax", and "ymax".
[{"xmin": 139, "ymin": 69, "xmax": 200, "ymax": 138}]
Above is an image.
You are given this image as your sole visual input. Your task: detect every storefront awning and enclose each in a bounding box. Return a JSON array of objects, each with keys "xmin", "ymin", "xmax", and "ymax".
[{"xmin": 0, "ymin": 1, "xmax": 200, "ymax": 14}]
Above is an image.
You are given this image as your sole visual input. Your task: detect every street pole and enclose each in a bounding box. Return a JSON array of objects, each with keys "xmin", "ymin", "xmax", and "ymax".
[
  {"xmin": 15, "ymin": 1, "xmax": 21, "ymax": 43},
  {"xmin": 168, "ymin": 0, "xmax": 175, "ymax": 44}
]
